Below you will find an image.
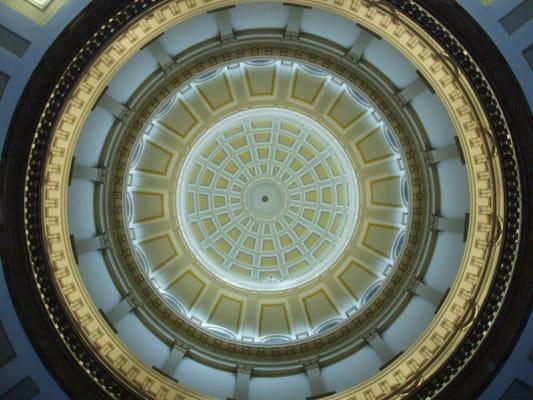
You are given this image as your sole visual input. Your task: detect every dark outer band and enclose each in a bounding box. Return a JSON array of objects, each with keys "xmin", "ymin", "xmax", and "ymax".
[{"xmin": 0, "ymin": 0, "xmax": 530, "ymax": 399}]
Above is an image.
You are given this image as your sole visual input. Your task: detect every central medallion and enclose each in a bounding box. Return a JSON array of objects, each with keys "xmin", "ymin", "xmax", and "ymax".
[
  {"xmin": 243, "ymin": 178, "xmax": 287, "ymax": 220},
  {"xmin": 177, "ymin": 108, "xmax": 358, "ymax": 291}
]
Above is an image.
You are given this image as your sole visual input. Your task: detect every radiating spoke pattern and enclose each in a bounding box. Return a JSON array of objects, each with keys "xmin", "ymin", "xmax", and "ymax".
[{"xmin": 177, "ymin": 108, "xmax": 358, "ymax": 290}]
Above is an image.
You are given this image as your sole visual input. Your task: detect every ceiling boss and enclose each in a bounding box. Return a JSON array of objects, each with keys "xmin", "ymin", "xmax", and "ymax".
[{"xmin": 1, "ymin": 1, "xmax": 527, "ymax": 400}]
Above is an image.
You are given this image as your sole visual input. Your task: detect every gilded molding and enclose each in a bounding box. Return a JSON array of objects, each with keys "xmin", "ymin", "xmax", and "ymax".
[
  {"xmin": 103, "ymin": 42, "xmax": 429, "ymax": 364},
  {"xmin": 21, "ymin": 0, "xmax": 518, "ymax": 398}
]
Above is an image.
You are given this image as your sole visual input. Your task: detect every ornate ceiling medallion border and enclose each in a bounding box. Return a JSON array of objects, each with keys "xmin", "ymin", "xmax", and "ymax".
[
  {"xmin": 101, "ymin": 43, "xmax": 429, "ymax": 364},
  {"xmin": 20, "ymin": 0, "xmax": 517, "ymax": 399}
]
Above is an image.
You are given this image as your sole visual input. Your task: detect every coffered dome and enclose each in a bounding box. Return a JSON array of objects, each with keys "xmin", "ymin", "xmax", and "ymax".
[
  {"xmin": 110, "ymin": 52, "xmax": 420, "ymax": 350},
  {"xmin": 0, "ymin": 1, "xmax": 531, "ymax": 400},
  {"xmin": 176, "ymin": 107, "xmax": 358, "ymax": 290}
]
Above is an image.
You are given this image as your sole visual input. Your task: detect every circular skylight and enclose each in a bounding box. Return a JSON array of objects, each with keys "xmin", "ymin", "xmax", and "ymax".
[{"xmin": 177, "ymin": 108, "xmax": 358, "ymax": 290}]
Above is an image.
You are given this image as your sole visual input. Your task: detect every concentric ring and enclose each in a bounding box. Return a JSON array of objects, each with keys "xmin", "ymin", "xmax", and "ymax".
[
  {"xmin": 3, "ymin": 1, "xmax": 526, "ymax": 399},
  {"xmin": 177, "ymin": 107, "xmax": 358, "ymax": 290}
]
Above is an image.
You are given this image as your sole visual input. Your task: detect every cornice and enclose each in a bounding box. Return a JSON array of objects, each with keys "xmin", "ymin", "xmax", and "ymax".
[{"xmin": 0, "ymin": 0, "xmax": 528, "ymax": 399}]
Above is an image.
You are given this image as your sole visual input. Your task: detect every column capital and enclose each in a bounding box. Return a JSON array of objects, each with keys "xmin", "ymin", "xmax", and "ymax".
[
  {"xmin": 406, "ymin": 276, "xmax": 419, "ymax": 293},
  {"xmin": 125, "ymin": 290, "xmax": 143, "ymax": 309},
  {"xmin": 302, "ymin": 359, "xmax": 320, "ymax": 370},
  {"xmin": 236, "ymin": 364, "xmax": 253, "ymax": 375},
  {"xmin": 362, "ymin": 327, "xmax": 380, "ymax": 342},
  {"xmin": 172, "ymin": 339, "xmax": 191, "ymax": 353}
]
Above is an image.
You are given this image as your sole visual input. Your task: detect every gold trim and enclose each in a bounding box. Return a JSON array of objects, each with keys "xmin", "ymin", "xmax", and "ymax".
[
  {"xmin": 362, "ymin": 222, "xmax": 400, "ymax": 258},
  {"xmin": 369, "ymin": 175, "xmax": 403, "ymax": 207},
  {"xmin": 37, "ymin": 0, "xmax": 505, "ymax": 398},
  {"xmin": 137, "ymin": 233, "xmax": 178, "ymax": 272},
  {"xmin": 208, "ymin": 294, "xmax": 244, "ymax": 333},
  {"xmin": 244, "ymin": 64, "xmax": 277, "ymax": 97},
  {"xmin": 197, "ymin": 74, "xmax": 235, "ymax": 111},
  {"xmin": 338, "ymin": 260, "xmax": 381, "ymax": 301},
  {"xmin": 258, "ymin": 303, "xmax": 291, "ymax": 336},
  {"xmin": 166, "ymin": 269, "xmax": 207, "ymax": 310},
  {"xmin": 290, "ymin": 68, "xmax": 326, "ymax": 105},
  {"xmin": 108, "ymin": 45, "xmax": 425, "ymax": 361},
  {"xmin": 301, "ymin": 289, "xmax": 341, "ymax": 328},
  {"xmin": 135, "ymin": 138, "xmax": 174, "ymax": 176},
  {"xmin": 129, "ymin": 190, "xmax": 165, "ymax": 223}
]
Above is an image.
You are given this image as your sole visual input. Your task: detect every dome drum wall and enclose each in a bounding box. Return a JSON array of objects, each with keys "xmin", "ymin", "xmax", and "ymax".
[
  {"xmin": 0, "ymin": 1, "xmax": 529, "ymax": 400},
  {"xmin": 68, "ymin": 0, "xmax": 500, "ymax": 392},
  {"xmin": 97, "ymin": 40, "xmax": 434, "ymax": 371}
]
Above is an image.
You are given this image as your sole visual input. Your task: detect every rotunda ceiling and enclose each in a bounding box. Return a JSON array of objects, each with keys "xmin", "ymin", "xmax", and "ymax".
[
  {"xmin": 107, "ymin": 55, "xmax": 426, "ymax": 353},
  {"xmin": 1, "ymin": 1, "xmax": 529, "ymax": 400}
]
